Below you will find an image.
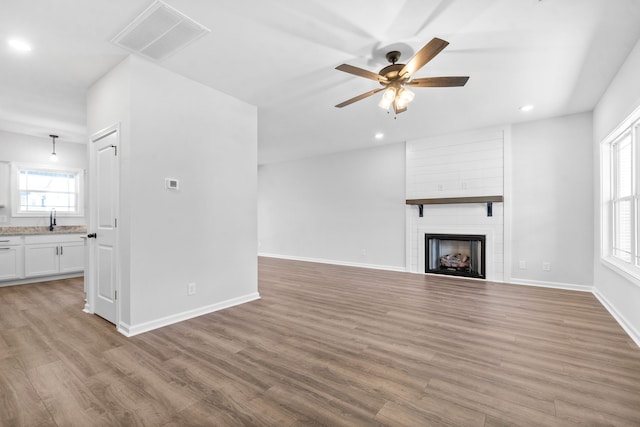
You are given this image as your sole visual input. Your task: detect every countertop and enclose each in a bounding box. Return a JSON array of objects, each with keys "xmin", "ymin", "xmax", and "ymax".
[{"xmin": 0, "ymin": 226, "xmax": 88, "ymax": 236}]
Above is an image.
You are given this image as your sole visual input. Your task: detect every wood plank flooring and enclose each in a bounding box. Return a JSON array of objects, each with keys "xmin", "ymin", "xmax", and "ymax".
[{"xmin": 1, "ymin": 257, "xmax": 640, "ymax": 426}]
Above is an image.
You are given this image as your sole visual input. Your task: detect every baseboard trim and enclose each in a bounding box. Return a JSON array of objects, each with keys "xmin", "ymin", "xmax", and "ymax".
[
  {"xmin": 258, "ymin": 253, "xmax": 407, "ymax": 273},
  {"xmin": 0, "ymin": 272, "xmax": 83, "ymax": 288},
  {"xmin": 508, "ymin": 277, "xmax": 593, "ymax": 292},
  {"xmin": 117, "ymin": 292, "xmax": 261, "ymax": 337},
  {"xmin": 593, "ymin": 289, "xmax": 640, "ymax": 348}
]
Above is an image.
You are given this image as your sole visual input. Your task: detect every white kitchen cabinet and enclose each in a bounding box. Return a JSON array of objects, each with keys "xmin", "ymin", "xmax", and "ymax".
[
  {"xmin": 24, "ymin": 234, "xmax": 85, "ymax": 278},
  {"xmin": 59, "ymin": 241, "xmax": 84, "ymax": 273},
  {"xmin": 0, "ymin": 236, "xmax": 24, "ymax": 280},
  {"xmin": 24, "ymin": 243, "xmax": 59, "ymax": 277}
]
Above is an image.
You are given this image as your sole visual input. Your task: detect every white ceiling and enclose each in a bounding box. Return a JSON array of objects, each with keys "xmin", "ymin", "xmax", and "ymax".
[{"xmin": 2, "ymin": 0, "xmax": 640, "ymax": 164}]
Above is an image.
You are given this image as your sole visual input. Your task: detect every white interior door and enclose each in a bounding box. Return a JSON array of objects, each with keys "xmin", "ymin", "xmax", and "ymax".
[{"xmin": 90, "ymin": 127, "xmax": 119, "ymax": 324}]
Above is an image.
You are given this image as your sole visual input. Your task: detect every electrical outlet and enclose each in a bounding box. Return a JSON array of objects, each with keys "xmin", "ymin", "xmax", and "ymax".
[
  {"xmin": 542, "ymin": 262, "xmax": 551, "ymax": 271},
  {"xmin": 519, "ymin": 260, "xmax": 527, "ymax": 269},
  {"xmin": 187, "ymin": 282, "xmax": 196, "ymax": 295}
]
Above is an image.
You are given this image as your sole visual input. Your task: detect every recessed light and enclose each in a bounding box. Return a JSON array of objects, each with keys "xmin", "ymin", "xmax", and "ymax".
[
  {"xmin": 374, "ymin": 132, "xmax": 384, "ymax": 139},
  {"xmin": 8, "ymin": 38, "xmax": 32, "ymax": 52},
  {"xmin": 519, "ymin": 105, "xmax": 534, "ymax": 112}
]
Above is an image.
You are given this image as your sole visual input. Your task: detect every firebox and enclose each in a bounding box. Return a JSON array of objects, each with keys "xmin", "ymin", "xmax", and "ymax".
[{"xmin": 425, "ymin": 234, "xmax": 486, "ymax": 279}]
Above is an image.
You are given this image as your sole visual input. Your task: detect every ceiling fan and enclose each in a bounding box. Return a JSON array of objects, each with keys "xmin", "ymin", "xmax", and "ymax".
[{"xmin": 335, "ymin": 37, "xmax": 469, "ymax": 114}]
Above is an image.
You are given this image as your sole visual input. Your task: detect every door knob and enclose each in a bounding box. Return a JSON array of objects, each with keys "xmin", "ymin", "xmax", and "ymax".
[{"xmin": 87, "ymin": 233, "xmax": 97, "ymax": 238}]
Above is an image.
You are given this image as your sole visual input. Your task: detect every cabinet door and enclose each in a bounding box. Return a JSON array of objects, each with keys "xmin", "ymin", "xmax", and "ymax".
[
  {"xmin": 0, "ymin": 246, "xmax": 22, "ymax": 280},
  {"xmin": 59, "ymin": 242, "xmax": 84, "ymax": 273},
  {"xmin": 25, "ymin": 244, "xmax": 59, "ymax": 277}
]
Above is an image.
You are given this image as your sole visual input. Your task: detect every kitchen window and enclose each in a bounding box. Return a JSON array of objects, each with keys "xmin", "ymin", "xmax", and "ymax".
[
  {"xmin": 601, "ymin": 105, "xmax": 640, "ymax": 283},
  {"xmin": 11, "ymin": 163, "xmax": 84, "ymax": 217}
]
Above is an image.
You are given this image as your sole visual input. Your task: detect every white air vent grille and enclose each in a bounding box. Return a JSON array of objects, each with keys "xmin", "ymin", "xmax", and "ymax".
[{"xmin": 112, "ymin": 1, "xmax": 210, "ymax": 61}]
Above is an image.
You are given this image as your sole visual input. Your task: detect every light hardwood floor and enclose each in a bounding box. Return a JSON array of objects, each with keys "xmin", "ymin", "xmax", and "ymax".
[{"xmin": 1, "ymin": 257, "xmax": 640, "ymax": 426}]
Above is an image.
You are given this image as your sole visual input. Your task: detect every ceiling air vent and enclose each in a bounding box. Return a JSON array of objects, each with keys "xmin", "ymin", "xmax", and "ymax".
[{"xmin": 112, "ymin": 1, "xmax": 210, "ymax": 61}]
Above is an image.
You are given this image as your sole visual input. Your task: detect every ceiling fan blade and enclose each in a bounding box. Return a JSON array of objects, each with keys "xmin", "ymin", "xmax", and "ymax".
[
  {"xmin": 399, "ymin": 37, "xmax": 449, "ymax": 78},
  {"xmin": 335, "ymin": 88, "xmax": 384, "ymax": 108},
  {"xmin": 407, "ymin": 76, "xmax": 469, "ymax": 87},
  {"xmin": 336, "ymin": 64, "xmax": 388, "ymax": 83}
]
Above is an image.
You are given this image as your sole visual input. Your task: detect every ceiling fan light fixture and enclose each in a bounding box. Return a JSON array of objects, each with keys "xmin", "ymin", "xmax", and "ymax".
[
  {"xmin": 334, "ymin": 38, "xmax": 468, "ymax": 113},
  {"xmin": 378, "ymin": 86, "xmax": 397, "ymax": 110},
  {"xmin": 392, "ymin": 98, "xmax": 407, "ymax": 114},
  {"xmin": 396, "ymin": 87, "xmax": 415, "ymax": 109}
]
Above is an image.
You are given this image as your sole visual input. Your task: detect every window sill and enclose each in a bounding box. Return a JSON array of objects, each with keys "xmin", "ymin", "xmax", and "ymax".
[
  {"xmin": 11, "ymin": 212, "xmax": 84, "ymax": 220},
  {"xmin": 11, "ymin": 213, "xmax": 84, "ymax": 218},
  {"xmin": 601, "ymin": 256, "xmax": 640, "ymax": 288}
]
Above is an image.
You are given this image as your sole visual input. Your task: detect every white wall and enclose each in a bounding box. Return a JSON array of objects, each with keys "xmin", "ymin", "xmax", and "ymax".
[
  {"xmin": 258, "ymin": 142, "xmax": 406, "ymax": 270},
  {"xmin": 593, "ymin": 38, "xmax": 640, "ymax": 345},
  {"xmin": 510, "ymin": 112, "xmax": 593, "ymax": 290},
  {"xmin": 259, "ymin": 115, "xmax": 594, "ymax": 290},
  {"xmin": 0, "ymin": 130, "xmax": 87, "ymax": 227},
  {"xmin": 87, "ymin": 56, "xmax": 258, "ymax": 335}
]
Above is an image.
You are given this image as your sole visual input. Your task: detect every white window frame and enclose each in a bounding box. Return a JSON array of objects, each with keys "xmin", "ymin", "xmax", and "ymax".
[
  {"xmin": 10, "ymin": 162, "xmax": 85, "ymax": 218},
  {"xmin": 600, "ymin": 104, "xmax": 640, "ymax": 285}
]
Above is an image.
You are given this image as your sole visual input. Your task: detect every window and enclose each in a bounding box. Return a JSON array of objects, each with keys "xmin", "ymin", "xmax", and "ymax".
[
  {"xmin": 601, "ymin": 106, "xmax": 640, "ymax": 282},
  {"xmin": 11, "ymin": 163, "xmax": 84, "ymax": 217}
]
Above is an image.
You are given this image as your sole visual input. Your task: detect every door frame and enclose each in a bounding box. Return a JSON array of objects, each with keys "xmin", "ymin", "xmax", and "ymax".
[{"xmin": 85, "ymin": 123, "xmax": 120, "ymax": 328}]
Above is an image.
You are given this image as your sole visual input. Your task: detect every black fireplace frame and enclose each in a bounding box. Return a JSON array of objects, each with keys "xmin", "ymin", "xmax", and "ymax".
[{"xmin": 425, "ymin": 233, "xmax": 486, "ymax": 279}]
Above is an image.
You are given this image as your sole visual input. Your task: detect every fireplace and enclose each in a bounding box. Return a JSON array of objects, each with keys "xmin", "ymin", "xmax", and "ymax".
[{"xmin": 425, "ymin": 234, "xmax": 486, "ymax": 279}]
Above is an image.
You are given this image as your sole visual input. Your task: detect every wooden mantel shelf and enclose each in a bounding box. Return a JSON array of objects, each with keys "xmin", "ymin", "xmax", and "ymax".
[
  {"xmin": 406, "ymin": 196, "xmax": 503, "ymax": 217},
  {"xmin": 406, "ymin": 195, "xmax": 503, "ymax": 205}
]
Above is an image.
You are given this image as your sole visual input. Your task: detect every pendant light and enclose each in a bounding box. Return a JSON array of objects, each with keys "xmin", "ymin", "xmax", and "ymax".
[{"xmin": 49, "ymin": 134, "xmax": 58, "ymax": 162}]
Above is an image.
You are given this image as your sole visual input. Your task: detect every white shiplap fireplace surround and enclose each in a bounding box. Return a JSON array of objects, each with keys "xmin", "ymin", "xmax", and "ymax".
[{"xmin": 405, "ymin": 128, "xmax": 507, "ymax": 282}]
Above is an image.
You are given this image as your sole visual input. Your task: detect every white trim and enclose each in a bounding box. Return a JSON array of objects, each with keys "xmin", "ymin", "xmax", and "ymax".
[
  {"xmin": 0, "ymin": 272, "xmax": 83, "ymax": 288},
  {"xmin": 599, "ymin": 103, "xmax": 640, "ymax": 287},
  {"xmin": 502, "ymin": 125, "xmax": 513, "ymax": 284},
  {"xmin": 258, "ymin": 253, "xmax": 407, "ymax": 273},
  {"xmin": 508, "ymin": 277, "xmax": 593, "ymax": 292},
  {"xmin": 10, "ymin": 162, "xmax": 85, "ymax": 218},
  {"xmin": 593, "ymin": 289, "xmax": 640, "ymax": 348},
  {"xmin": 405, "ymin": 207, "xmax": 414, "ymax": 272},
  {"xmin": 601, "ymin": 256, "xmax": 640, "ymax": 287},
  {"xmin": 601, "ymin": 102, "xmax": 640, "ymax": 145},
  {"xmin": 116, "ymin": 292, "xmax": 261, "ymax": 337}
]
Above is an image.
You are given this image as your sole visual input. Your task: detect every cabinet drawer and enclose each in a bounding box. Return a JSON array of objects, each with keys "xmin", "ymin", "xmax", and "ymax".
[
  {"xmin": 0, "ymin": 236, "xmax": 23, "ymax": 246},
  {"xmin": 24, "ymin": 234, "xmax": 84, "ymax": 244}
]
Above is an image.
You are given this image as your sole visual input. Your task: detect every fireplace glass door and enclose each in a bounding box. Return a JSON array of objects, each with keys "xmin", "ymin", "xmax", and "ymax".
[{"xmin": 425, "ymin": 234, "xmax": 486, "ymax": 279}]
